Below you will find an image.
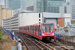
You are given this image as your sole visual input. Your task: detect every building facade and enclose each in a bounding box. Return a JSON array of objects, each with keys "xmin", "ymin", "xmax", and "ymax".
[
  {"xmin": 0, "ymin": 5, "xmax": 12, "ymax": 26},
  {"xmin": 5, "ymin": 0, "xmax": 25, "ymax": 10},
  {"xmin": 25, "ymin": 0, "xmax": 65, "ymax": 12},
  {"xmin": 45, "ymin": 0, "xmax": 65, "ymax": 13},
  {"xmin": 60, "ymin": 0, "xmax": 75, "ymax": 19},
  {"xmin": 2, "ymin": 8, "xmax": 12, "ymax": 19},
  {"xmin": 0, "ymin": 5, "xmax": 2, "ymax": 26}
]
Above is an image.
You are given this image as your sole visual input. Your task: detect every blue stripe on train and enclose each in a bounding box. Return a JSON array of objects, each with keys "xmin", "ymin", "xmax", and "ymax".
[
  {"xmin": 40, "ymin": 32, "xmax": 42, "ymax": 36},
  {"xmin": 29, "ymin": 30, "xmax": 30, "ymax": 32},
  {"xmin": 54, "ymin": 31, "xmax": 56, "ymax": 36}
]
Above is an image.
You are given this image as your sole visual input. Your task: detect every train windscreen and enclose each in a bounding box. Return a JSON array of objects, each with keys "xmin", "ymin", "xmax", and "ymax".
[{"xmin": 42, "ymin": 23, "xmax": 54, "ymax": 32}]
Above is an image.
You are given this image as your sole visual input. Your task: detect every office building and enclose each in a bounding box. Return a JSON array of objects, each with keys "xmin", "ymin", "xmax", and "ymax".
[
  {"xmin": 5, "ymin": 0, "xmax": 25, "ymax": 10},
  {"xmin": 25, "ymin": 0, "xmax": 65, "ymax": 12},
  {"xmin": 0, "ymin": 5, "xmax": 12, "ymax": 26},
  {"xmin": 60, "ymin": 0, "xmax": 75, "ymax": 19}
]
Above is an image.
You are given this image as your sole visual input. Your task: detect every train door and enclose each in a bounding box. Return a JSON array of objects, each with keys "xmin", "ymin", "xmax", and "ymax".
[
  {"xmin": 26, "ymin": 26, "xmax": 27, "ymax": 33},
  {"xmin": 21, "ymin": 27, "xmax": 22, "ymax": 32},
  {"xmin": 27, "ymin": 26, "xmax": 29, "ymax": 33},
  {"xmin": 24, "ymin": 27, "xmax": 25, "ymax": 33},
  {"xmin": 38, "ymin": 25, "xmax": 41, "ymax": 37},
  {"xmin": 32, "ymin": 26, "xmax": 34, "ymax": 35},
  {"xmin": 34, "ymin": 25, "xmax": 36, "ymax": 35},
  {"xmin": 30, "ymin": 26, "xmax": 32, "ymax": 35},
  {"xmin": 33, "ymin": 25, "xmax": 35, "ymax": 36},
  {"xmin": 27, "ymin": 26, "xmax": 28, "ymax": 33},
  {"xmin": 35, "ymin": 25, "xmax": 39, "ymax": 37},
  {"xmin": 35, "ymin": 25, "xmax": 37, "ymax": 36},
  {"xmin": 22, "ymin": 27, "xmax": 24, "ymax": 33}
]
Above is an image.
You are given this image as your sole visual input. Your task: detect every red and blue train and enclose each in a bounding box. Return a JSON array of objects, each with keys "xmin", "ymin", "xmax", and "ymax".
[{"xmin": 19, "ymin": 23, "xmax": 56, "ymax": 41}]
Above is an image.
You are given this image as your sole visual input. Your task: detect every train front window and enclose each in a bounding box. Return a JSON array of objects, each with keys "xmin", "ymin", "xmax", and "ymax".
[
  {"xmin": 42, "ymin": 23, "xmax": 54, "ymax": 32},
  {"xmin": 42, "ymin": 26, "xmax": 45, "ymax": 32}
]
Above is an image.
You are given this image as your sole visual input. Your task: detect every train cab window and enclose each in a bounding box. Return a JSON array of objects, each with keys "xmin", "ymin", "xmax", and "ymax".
[
  {"xmin": 50, "ymin": 25, "xmax": 54, "ymax": 32},
  {"xmin": 42, "ymin": 23, "xmax": 54, "ymax": 32},
  {"xmin": 42, "ymin": 25, "xmax": 45, "ymax": 32}
]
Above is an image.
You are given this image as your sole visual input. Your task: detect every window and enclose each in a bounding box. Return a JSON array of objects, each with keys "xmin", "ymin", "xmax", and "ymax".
[
  {"xmin": 24, "ymin": 27, "xmax": 25, "ymax": 30},
  {"xmin": 42, "ymin": 23, "xmax": 54, "ymax": 32},
  {"xmin": 67, "ymin": 2, "xmax": 69, "ymax": 5},
  {"xmin": 35, "ymin": 26, "xmax": 37, "ymax": 31},
  {"xmin": 64, "ymin": 6, "xmax": 67, "ymax": 13},
  {"xmin": 39, "ymin": 19, "xmax": 41, "ymax": 21},
  {"xmin": 39, "ymin": 14, "xmax": 40, "ymax": 18}
]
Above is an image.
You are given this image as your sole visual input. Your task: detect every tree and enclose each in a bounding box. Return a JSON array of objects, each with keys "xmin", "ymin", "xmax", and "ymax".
[{"xmin": 0, "ymin": 28, "xmax": 4, "ymax": 40}]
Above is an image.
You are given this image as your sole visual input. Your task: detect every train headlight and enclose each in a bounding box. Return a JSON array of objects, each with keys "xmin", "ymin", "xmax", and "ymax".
[
  {"xmin": 42, "ymin": 34, "xmax": 44, "ymax": 36},
  {"xmin": 52, "ymin": 33, "xmax": 54, "ymax": 35}
]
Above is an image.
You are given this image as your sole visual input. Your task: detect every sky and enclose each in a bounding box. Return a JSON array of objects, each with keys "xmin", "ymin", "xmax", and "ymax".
[{"xmin": 0, "ymin": 0, "xmax": 4, "ymax": 5}]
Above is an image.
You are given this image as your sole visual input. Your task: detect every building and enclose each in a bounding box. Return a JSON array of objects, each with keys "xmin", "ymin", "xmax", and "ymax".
[
  {"xmin": 2, "ymin": 8, "xmax": 12, "ymax": 19},
  {"xmin": 60, "ymin": 0, "xmax": 75, "ymax": 19},
  {"xmin": 25, "ymin": 0, "xmax": 43, "ymax": 12},
  {"xmin": 0, "ymin": 0, "xmax": 4, "ymax": 5},
  {"xmin": 2, "ymin": 12, "xmax": 65, "ymax": 31},
  {"xmin": 0, "ymin": 5, "xmax": 2, "ymax": 26},
  {"xmin": 44, "ymin": 0, "xmax": 65, "ymax": 13},
  {"xmin": 62, "ymin": 14, "xmax": 71, "ymax": 27},
  {"xmin": 0, "ymin": 5, "xmax": 12, "ymax": 26},
  {"xmin": 5, "ymin": 0, "xmax": 25, "ymax": 10},
  {"xmin": 25, "ymin": 0, "xmax": 65, "ymax": 12}
]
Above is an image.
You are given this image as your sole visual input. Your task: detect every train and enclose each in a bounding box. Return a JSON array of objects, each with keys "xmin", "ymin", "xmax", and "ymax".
[{"xmin": 19, "ymin": 23, "xmax": 56, "ymax": 41}]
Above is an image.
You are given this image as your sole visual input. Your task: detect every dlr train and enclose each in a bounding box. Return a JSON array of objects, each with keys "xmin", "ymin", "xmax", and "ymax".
[{"xmin": 19, "ymin": 23, "xmax": 56, "ymax": 41}]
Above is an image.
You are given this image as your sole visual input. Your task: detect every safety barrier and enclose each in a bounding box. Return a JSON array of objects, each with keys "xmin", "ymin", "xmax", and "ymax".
[
  {"xmin": 2, "ymin": 26, "xmax": 10, "ymax": 33},
  {"xmin": 1, "ymin": 26, "xmax": 14, "ymax": 40},
  {"xmin": 56, "ymin": 34, "xmax": 75, "ymax": 46},
  {"xmin": 1, "ymin": 26, "xmax": 19, "ymax": 50},
  {"xmin": 16, "ymin": 35, "xmax": 19, "ymax": 50}
]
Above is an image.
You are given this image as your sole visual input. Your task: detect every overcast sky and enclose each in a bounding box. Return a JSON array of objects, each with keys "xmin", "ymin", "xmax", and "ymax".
[{"xmin": 0, "ymin": 0, "xmax": 4, "ymax": 5}]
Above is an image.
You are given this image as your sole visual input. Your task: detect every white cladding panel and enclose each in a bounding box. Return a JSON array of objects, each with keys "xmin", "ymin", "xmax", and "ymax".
[
  {"xmin": 43, "ymin": 12, "xmax": 61, "ymax": 18},
  {"xmin": 62, "ymin": 14, "xmax": 71, "ymax": 18},
  {"xmin": 19, "ymin": 13, "xmax": 42, "ymax": 26},
  {"xmin": 46, "ymin": 19, "xmax": 57, "ymax": 28}
]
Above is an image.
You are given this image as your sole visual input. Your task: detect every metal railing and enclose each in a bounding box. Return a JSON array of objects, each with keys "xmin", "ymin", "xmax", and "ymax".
[{"xmin": 56, "ymin": 34, "xmax": 75, "ymax": 46}]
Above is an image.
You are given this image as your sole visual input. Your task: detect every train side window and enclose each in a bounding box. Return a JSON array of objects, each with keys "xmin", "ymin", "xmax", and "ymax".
[
  {"xmin": 38, "ymin": 25, "xmax": 41, "ymax": 32},
  {"xmin": 32, "ymin": 26, "xmax": 34, "ymax": 30},
  {"xmin": 19, "ymin": 27, "xmax": 20, "ymax": 30},
  {"xmin": 25, "ymin": 27, "xmax": 26, "ymax": 30},
  {"xmin": 26, "ymin": 27, "xmax": 27, "ymax": 30},
  {"xmin": 28, "ymin": 26, "xmax": 29, "ymax": 30},
  {"xmin": 35, "ymin": 26, "xmax": 37, "ymax": 31},
  {"xmin": 27, "ymin": 26, "xmax": 28, "ymax": 30},
  {"xmin": 30, "ymin": 26, "xmax": 32, "ymax": 30},
  {"xmin": 24, "ymin": 27, "xmax": 25, "ymax": 30},
  {"xmin": 20, "ymin": 27, "xmax": 21, "ymax": 30}
]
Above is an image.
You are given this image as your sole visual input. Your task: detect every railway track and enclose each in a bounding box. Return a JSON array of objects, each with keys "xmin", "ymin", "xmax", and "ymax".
[
  {"xmin": 15, "ymin": 32, "xmax": 74, "ymax": 50},
  {"xmin": 15, "ymin": 32, "xmax": 55, "ymax": 50}
]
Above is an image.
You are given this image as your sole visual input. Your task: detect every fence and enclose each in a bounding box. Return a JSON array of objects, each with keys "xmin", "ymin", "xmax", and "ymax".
[
  {"xmin": 2, "ymin": 26, "xmax": 14, "ymax": 40},
  {"xmin": 56, "ymin": 34, "xmax": 75, "ymax": 46},
  {"xmin": 2, "ymin": 26, "xmax": 20, "ymax": 50}
]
